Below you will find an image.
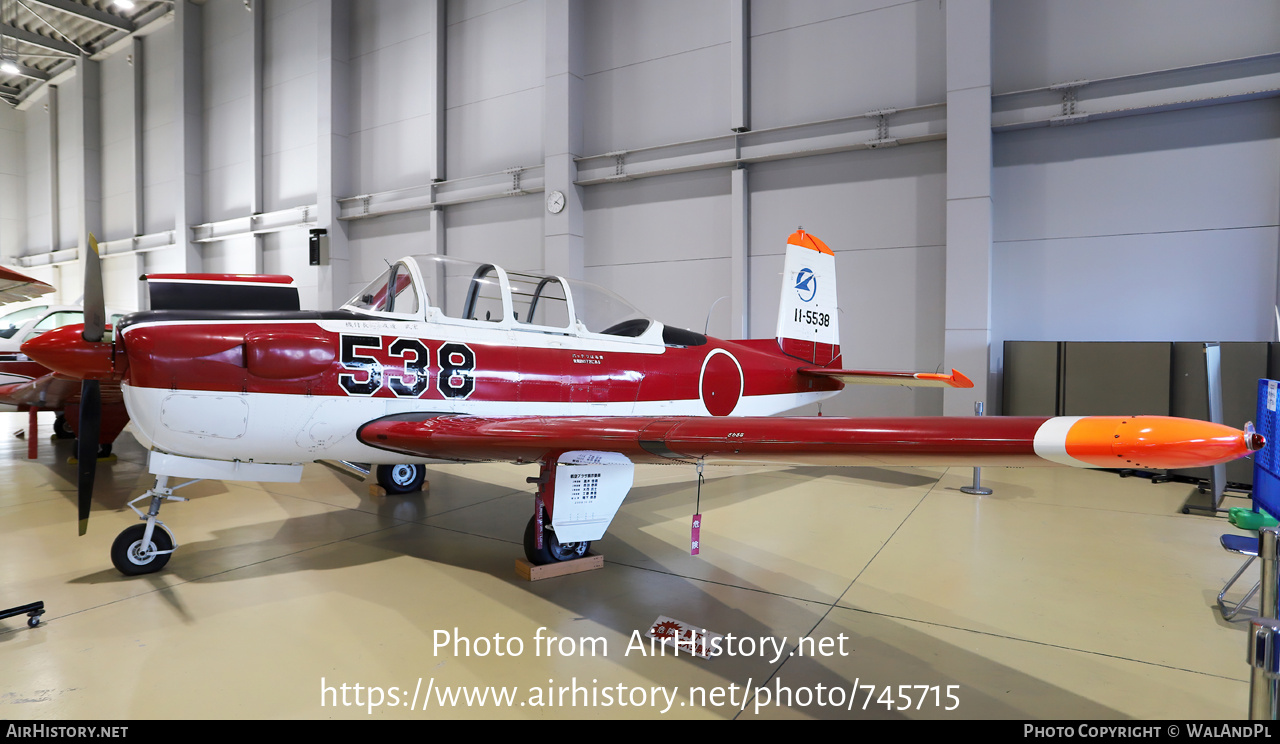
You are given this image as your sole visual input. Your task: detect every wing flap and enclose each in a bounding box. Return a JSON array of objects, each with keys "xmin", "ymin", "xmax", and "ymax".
[{"xmin": 798, "ymin": 367, "xmax": 974, "ymax": 389}]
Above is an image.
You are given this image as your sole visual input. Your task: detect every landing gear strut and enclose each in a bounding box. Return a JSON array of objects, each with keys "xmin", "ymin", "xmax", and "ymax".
[
  {"xmin": 522, "ymin": 454, "xmax": 590, "ymax": 565},
  {"xmin": 110, "ymin": 475, "xmax": 193, "ymax": 576}
]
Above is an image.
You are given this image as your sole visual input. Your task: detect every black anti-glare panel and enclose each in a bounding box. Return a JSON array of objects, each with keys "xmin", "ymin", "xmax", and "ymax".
[{"xmin": 148, "ymin": 282, "xmax": 300, "ymax": 312}]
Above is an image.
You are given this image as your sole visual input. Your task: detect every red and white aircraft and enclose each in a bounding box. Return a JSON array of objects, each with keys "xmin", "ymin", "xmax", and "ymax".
[{"xmin": 23, "ymin": 230, "xmax": 1263, "ymax": 575}]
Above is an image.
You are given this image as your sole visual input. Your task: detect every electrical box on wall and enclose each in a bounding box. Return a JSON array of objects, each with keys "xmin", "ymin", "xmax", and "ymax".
[{"xmin": 309, "ymin": 229, "xmax": 329, "ymax": 266}]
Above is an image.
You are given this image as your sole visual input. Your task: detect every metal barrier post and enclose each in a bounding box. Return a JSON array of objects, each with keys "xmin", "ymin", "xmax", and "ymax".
[
  {"xmin": 960, "ymin": 401, "xmax": 993, "ymax": 496},
  {"xmin": 1250, "ymin": 527, "xmax": 1280, "ymax": 719}
]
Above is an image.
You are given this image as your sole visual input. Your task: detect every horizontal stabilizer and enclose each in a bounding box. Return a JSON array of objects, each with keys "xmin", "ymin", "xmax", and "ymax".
[{"xmin": 798, "ymin": 367, "xmax": 974, "ymax": 389}]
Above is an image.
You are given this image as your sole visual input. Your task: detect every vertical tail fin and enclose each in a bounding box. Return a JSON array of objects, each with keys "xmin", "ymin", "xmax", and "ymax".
[{"xmin": 775, "ymin": 229, "xmax": 841, "ymax": 366}]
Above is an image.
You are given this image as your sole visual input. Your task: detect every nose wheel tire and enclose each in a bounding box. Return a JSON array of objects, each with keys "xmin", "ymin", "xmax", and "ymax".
[
  {"xmin": 376, "ymin": 463, "xmax": 425, "ymax": 494},
  {"xmin": 110, "ymin": 524, "xmax": 173, "ymax": 576},
  {"xmin": 523, "ymin": 515, "xmax": 590, "ymax": 565}
]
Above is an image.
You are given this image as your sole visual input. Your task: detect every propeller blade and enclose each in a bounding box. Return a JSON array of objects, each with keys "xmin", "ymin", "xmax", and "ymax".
[
  {"xmin": 76, "ymin": 379, "xmax": 101, "ymax": 536},
  {"xmin": 82, "ymin": 233, "xmax": 105, "ymax": 343}
]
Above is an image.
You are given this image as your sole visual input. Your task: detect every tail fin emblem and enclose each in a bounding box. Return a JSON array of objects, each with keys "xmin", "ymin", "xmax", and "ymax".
[{"xmin": 795, "ymin": 268, "xmax": 817, "ymax": 302}]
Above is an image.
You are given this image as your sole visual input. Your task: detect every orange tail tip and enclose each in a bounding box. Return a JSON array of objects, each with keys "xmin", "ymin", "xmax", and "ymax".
[{"xmin": 787, "ymin": 229, "xmax": 834, "ymax": 256}]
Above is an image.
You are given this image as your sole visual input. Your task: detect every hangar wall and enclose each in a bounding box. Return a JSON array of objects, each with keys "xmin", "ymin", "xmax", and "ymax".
[{"xmin": 4, "ymin": 0, "xmax": 1279, "ymax": 418}]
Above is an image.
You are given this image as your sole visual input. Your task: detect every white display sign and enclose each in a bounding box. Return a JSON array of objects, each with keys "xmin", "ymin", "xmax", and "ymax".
[{"xmin": 551, "ymin": 450, "xmax": 634, "ymax": 543}]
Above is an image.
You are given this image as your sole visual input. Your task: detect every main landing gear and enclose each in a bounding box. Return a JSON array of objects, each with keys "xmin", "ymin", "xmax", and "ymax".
[
  {"xmin": 376, "ymin": 463, "xmax": 426, "ymax": 494},
  {"xmin": 521, "ymin": 455, "xmax": 591, "ymax": 566},
  {"xmin": 110, "ymin": 475, "xmax": 193, "ymax": 576}
]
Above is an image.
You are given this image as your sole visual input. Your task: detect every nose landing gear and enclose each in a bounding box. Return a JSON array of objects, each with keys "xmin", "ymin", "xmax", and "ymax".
[{"xmin": 109, "ymin": 475, "xmax": 192, "ymax": 576}]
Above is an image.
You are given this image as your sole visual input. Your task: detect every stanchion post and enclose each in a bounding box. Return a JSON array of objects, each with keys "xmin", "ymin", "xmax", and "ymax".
[
  {"xmin": 1249, "ymin": 527, "xmax": 1280, "ymax": 719},
  {"xmin": 960, "ymin": 401, "xmax": 992, "ymax": 496}
]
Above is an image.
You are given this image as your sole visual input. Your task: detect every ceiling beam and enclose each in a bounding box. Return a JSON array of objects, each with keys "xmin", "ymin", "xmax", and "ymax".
[
  {"xmin": 1, "ymin": 22, "xmax": 81, "ymax": 57},
  {"xmin": 1, "ymin": 60, "xmax": 50, "ymax": 80},
  {"xmin": 0, "ymin": 83, "xmax": 18, "ymax": 96},
  {"xmin": 24, "ymin": 0, "xmax": 134, "ymax": 33}
]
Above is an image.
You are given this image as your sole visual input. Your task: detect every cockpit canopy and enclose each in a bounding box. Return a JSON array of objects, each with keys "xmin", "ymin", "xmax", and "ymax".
[{"xmin": 342, "ymin": 255, "xmax": 661, "ymax": 341}]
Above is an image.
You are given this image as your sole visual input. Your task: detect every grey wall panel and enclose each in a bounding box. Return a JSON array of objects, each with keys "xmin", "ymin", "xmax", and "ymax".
[
  {"xmin": 99, "ymin": 53, "xmax": 133, "ymax": 243},
  {"xmin": 101, "ymin": 255, "xmax": 138, "ymax": 313},
  {"xmin": 583, "ymin": 42, "xmax": 730, "ymax": 154},
  {"xmin": 446, "ymin": 0, "xmax": 543, "ymax": 177},
  {"xmin": 351, "ymin": 114, "xmax": 440, "ymax": 195},
  {"xmin": 584, "ymin": 0, "xmax": 728, "ymax": 74},
  {"xmin": 267, "ymin": 1, "xmax": 318, "ymax": 84},
  {"xmin": 347, "ymin": 209, "xmax": 438, "ymax": 296},
  {"xmin": 1061, "ymin": 342, "xmax": 1171, "ymax": 417},
  {"xmin": 583, "ymin": 170, "xmax": 731, "ymax": 268},
  {"xmin": 263, "ymin": 0, "xmax": 318, "ymax": 212},
  {"xmin": 447, "ymin": 0, "xmax": 544, "ymax": 108},
  {"xmin": 202, "ymin": 2, "xmax": 252, "ymax": 223},
  {"xmin": 263, "ymin": 147, "xmax": 318, "ymax": 213},
  {"xmin": 750, "ymin": 0, "xmax": 945, "ymax": 130},
  {"xmin": 349, "ymin": 0, "xmax": 438, "ymax": 196},
  {"xmin": 446, "ymin": 90, "xmax": 543, "ymax": 177},
  {"xmin": 261, "ymin": 228, "xmax": 318, "ymax": 310},
  {"xmin": 445, "ymin": 195, "xmax": 545, "ymax": 270},
  {"xmin": 353, "ymin": 0, "xmax": 435, "ymax": 56},
  {"xmin": 449, "ymin": 0, "xmax": 526, "ymax": 25},
  {"xmin": 583, "ymin": 44, "xmax": 730, "ymax": 154},
  {"xmin": 993, "ymin": 228, "xmax": 1279, "ymax": 344},
  {"xmin": 22, "ymin": 105, "xmax": 48, "ymax": 253},
  {"xmin": 201, "ymin": 235, "xmax": 258, "ymax": 275},
  {"xmin": 0, "ymin": 106, "xmax": 26, "ymax": 260},
  {"xmin": 752, "ymin": 0, "xmax": 911, "ymax": 35},
  {"xmin": 56, "ymin": 75, "xmax": 79, "ymax": 252},
  {"xmin": 994, "ymin": 101, "xmax": 1280, "ymax": 243},
  {"xmin": 748, "ymin": 142, "xmax": 946, "ymax": 255},
  {"xmin": 203, "ymin": 159, "xmax": 254, "ymax": 224},
  {"xmin": 1002, "ymin": 341, "xmax": 1059, "ymax": 416},
  {"xmin": 993, "ymin": 0, "xmax": 1280, "ymax": 94},
  {"xmin": 141, "ymin": 23, "xmax": 175, "ymax": 235}
]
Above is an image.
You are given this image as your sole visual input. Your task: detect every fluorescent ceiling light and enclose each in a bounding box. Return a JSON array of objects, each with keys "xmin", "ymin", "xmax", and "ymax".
[
  {"xmin": 0, "ymin": 60, "xmax": 18, "ymax": 75},
  {"xmin": 113, "ymin": 0, "xmax": 135, "ymax": 9}
]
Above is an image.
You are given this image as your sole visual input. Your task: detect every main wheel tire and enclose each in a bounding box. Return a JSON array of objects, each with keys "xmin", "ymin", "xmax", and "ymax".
[
  {"xmin": 376, "ymin": 463, "xmax": 425, "ymax": 494},
  {"xmin": 53, "ymin": 415, "xmax": 75, "ymax": 439},
  {"xmin": 110, "ymin": 524, "xmax": 174, "ymax": 576},
  {"xmin": 523, "ymin": 515, "xmax": 590, "ymax": 565},
  {"xmin": 97, "ymin": 443, "xmax": 112, "ymax": 459}
]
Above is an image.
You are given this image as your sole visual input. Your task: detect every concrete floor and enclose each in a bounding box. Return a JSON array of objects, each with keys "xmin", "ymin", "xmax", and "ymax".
[{"xmin": 0, "ymin": 411, "xmax": 1259, "ymax": 719}]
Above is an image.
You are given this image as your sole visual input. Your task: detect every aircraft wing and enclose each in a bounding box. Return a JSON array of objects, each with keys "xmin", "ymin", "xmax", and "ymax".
[
  {"xmin": 0, "ymin": 265, "xmax": 54, "ymax": 304},
  {"xmin": 798, "ymin": 367, "xmax": 974, "ymax": 388},
  {"xmin": 358, "ymin": 413, "xmax": 1258, "ymax": 471}
]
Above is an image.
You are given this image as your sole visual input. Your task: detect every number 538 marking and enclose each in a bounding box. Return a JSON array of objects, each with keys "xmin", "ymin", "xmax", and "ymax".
[{"xmin": 338, "ymin": 334, "xmax": 476, "ymax": 400}]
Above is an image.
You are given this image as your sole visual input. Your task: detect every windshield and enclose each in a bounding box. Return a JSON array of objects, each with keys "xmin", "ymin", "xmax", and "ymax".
[
  {"xmin": 345, "ymin": 264, "xmax": 419, "ymax": 315},
  {"xmin": 0, "ymin": 305, "xmax": 47, "ymax": 339},
  {"xmin": 564, "ymin": 279, "xmax": 651, "ymax": 337}
]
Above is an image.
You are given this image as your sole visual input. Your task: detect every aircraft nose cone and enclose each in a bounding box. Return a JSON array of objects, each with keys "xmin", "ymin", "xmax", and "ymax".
[{"xmin": 21, "ymin": 323, "xmax": 117, "ymax": 380}]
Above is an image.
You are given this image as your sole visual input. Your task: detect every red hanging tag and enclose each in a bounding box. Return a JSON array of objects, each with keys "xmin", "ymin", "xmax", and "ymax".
[{"xmin": 691, "ymin": 513, "xmax": 701, "ymax": 555}]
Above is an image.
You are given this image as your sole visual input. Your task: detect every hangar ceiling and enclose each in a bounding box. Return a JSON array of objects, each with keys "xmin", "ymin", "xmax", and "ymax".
[{"xmin": 0, "ymin": 0, "xmax": 168, "ymax": 106}]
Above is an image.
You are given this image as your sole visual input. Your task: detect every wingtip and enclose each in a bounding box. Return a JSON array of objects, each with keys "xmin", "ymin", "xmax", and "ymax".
[{"xmin": 949, "ymin": 369, "xmax": 974, "ymax": 389}]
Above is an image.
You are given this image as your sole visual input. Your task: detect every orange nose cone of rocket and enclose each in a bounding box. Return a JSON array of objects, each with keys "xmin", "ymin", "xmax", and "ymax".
[
  {"xmin": 21, "ymin": 324, "xmax": 117, "ymax": 380},
  {"xmin": 1064, "ymin": 416, "xmax": 1262, "ymax": 470}
]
